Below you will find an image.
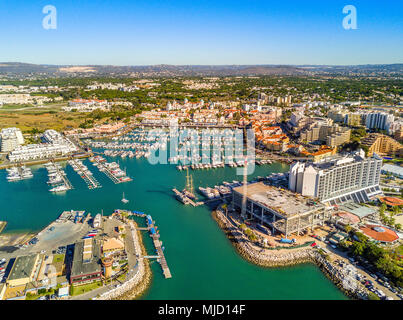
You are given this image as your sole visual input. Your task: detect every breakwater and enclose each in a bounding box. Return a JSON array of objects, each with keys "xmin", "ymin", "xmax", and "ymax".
[{"xmin": 212, "ymin": 209, "xmax": 362, "ymax": 299}]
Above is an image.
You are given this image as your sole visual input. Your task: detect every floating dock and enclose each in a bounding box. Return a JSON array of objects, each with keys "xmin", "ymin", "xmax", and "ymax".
[
  {"xmin": 48, "ymin": 162, "xmax": 73, "ymax": 190},
  {"xmin": 144, "ymin": 214, "xmax": 172, "ymax": 279},
  {"xmin": 153, "ymin": 237, "xmax": 172, "ymax": 279},
  {"xmin": 172, "ymin": 188, "xmax": 203, "ymax": 207},
  {"xmin": 68, "ymin": 159, "xmax": 101, "ymax": 189},
  {"xmin": 91, "ymin": 157, "xmax": 132, "ymax": 184}
]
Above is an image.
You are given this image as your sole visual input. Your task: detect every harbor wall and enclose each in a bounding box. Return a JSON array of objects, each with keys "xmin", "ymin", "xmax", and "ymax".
[
  {"xmin": 0, "ymin": 153, "xmax": 91, "ymax": 170},
  {"xmin": 212, "ymin": 209, "xmax": 362, "ymax": 299}
]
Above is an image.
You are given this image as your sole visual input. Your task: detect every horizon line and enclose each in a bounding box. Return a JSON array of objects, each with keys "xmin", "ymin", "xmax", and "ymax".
[{"xmin": 1, "ymin": 61, "xmax": 403, "ymax": 67}]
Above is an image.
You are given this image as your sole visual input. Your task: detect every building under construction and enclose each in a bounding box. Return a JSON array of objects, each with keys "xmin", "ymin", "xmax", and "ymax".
[{"xmin": 232, "ymin": 182, "xmax": 329, "ymax": 237}]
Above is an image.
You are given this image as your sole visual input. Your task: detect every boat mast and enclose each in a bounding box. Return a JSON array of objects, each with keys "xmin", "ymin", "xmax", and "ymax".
[
  {"xmin": 185, "ymin": 167, "xmax": 191, "ymax": 192},
  {"xmin": 190, "ymin": 174, "xmax": 194, "ymax": 195}
]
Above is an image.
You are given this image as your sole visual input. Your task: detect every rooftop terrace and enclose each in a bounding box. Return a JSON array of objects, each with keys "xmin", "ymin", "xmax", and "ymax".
[{"xmin": 233, "ymin": 182, "xmax": 324, "ymax": 218}]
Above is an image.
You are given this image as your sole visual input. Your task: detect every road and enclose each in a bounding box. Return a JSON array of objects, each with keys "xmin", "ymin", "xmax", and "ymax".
[{"xmin": 315, "ymin": 238, "xmax": 401, "ymax": 300}]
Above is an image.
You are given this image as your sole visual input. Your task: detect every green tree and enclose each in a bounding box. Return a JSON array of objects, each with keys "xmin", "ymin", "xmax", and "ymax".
[
  {"xmin": 367, "ymin": 292, "xmax": 380, "ymax": 300},
  {"xmin": 379, "ymin": 203, "xmax": 387, "ymax": 215},
  {"xmin": 222, "ymin": 204, "xmax": 228, "ymax": 217},
  {"xmin": 352, "ymin": 241, "xmax": 365, "ymax": 256}
]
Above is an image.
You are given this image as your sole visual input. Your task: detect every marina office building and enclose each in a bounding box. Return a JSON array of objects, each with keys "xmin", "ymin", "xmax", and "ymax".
[
  {"xmin": 289, "ymin": 150, "xmax": 383, "ymax": 205},
  {"xmin": 232, "ymin": 182, "xmax": 329, "ymax": 237}
]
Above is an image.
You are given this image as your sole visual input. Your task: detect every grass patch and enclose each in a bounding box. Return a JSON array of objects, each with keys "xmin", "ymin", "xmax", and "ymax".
[
  {"xmin": 116, "ymin": 273, "xmax": 127, "ymax": 283},
  {"xmin": 0, "ymin": 104, "xmax": 33, "ymax": 110},
  {"xmin": 25, "ymin": 288, "xmax": 55, "ymax": 300},
  {"xmin": 53, "ymin": 254, "xmax": 65, "ymax": 263},
  {"xmin": 70, "ymin": 281, "xmax": 103, "ymax": 296}
]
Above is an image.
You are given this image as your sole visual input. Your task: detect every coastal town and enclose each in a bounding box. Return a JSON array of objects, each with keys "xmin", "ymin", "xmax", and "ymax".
[{"xmin": 0, "ymin": 70, "xmax": 402, "ymax": 301}]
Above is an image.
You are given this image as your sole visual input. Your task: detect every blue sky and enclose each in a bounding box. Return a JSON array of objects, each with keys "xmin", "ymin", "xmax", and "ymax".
[{"xmin": 0, "ymin": 0, "xmax": 402, "ymax": 65}]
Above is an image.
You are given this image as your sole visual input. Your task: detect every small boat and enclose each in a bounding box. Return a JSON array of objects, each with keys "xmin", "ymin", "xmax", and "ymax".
[
  {"xmin": 121, "ymin": 192, "xmax": 129, "ymax": 204},
  {"xmin": 50, "ymin": 185, "xmax": 68, "ymax": 193},
  {"xmin": 86, "ymin": 232, "xmax": 98, "ymax": 237}
]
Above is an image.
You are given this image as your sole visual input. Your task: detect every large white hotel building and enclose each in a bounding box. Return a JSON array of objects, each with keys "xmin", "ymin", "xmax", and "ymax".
[{"xmin": 289, "ymin": 150, "xmax": 383, "ymax": 205}]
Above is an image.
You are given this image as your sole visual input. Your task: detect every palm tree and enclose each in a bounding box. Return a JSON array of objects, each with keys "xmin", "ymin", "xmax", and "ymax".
[{"xmin": 222, "ymin": 204, "xmax": 228, "ymax": 218}]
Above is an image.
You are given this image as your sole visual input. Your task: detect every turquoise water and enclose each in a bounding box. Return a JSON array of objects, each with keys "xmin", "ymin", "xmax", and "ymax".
[{"xmin": 0, "ymin": 158, "xmax": 347, "ymax": 300}]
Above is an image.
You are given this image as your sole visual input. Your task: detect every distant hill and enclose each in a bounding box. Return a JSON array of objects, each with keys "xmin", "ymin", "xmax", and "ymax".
[{"xmin": 0, "ymin": 62, "xmax": 402, "ymax": 78}]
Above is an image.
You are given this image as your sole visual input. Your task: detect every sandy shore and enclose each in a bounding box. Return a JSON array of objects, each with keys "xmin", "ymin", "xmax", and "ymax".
[{"xmin": 0, "ymin": 231, "xmax": 34, "ymax": 249}]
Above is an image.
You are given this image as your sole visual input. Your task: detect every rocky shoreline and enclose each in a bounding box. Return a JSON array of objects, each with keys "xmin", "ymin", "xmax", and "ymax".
[{"xmin": 212, "ymin": 210, "xmax": 362, "ymax": 299}]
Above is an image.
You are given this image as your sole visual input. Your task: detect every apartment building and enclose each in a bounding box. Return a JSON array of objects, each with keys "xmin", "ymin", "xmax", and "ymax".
[
  {"xmin": 299, "ymin": 123, "xmax": 351, "ymax": 148},
  {"xmin": 8, "ymin": 130, "xmax": 77, "ymax": 162},
  {"xmin": 63, "ymin": 99, "xmax": 110, "ymax": 112},
  {"xmin": 327, "ymin": 128, "xmax": 351, "ymax": 148},
  {"xmin": 328, "ymin": 110, "xmax": 347, "ymax": 123},
  {"xmin": 0, "ymin": 127, "xmax": 25, "ymax": 152},
  {"xmin": 361, "ymin": 133, "xmax": 403, "ymax": 158},
  {"xmin": 289, "ymin": 150, "xmax": 383, "ymax": 205},
  {"xmin": 365, "ymin": 112, "xmax": 395, "ymax": 134}
]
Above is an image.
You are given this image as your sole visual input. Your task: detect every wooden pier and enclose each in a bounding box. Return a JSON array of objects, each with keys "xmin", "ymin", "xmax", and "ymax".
[
  {"xmin": 172, "ymin": 188, "xmax": 203, "ymax": 207},
  {"xmin": 52, "ymin": 161, "xmax": 73, "ymax": 190},
  {"xmin": 142, "ymin": 215, "xmax": 172, "ymax": 279},
  {"xmin": 92, "ymin": 158, "xmax": 132, "ymax": 184},
  {"xmin": 152, "ymin": 236, "xmax": 172, "ymax": 279},
  {"xmin": 68, "ymin": 159, "xmax": 101, "ymax": 189}
]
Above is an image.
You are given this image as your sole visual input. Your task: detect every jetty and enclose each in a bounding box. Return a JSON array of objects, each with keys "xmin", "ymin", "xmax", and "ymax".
[
  {"xmin": 153, "ymin": 237, "xmax": 171, "ymax": 279},
  {"xmin": 144, "ymin": 214, "xmax": 172, "ymax": 279},
  {"xmin": 91, "ymin": 156, "xmax": 132, "ymax": 184},
  {"xmin": 58, "ymin": 168, "xmax": 73, "ymax": 190},
  {"xmin": 172, "ymin": 188, "xmax": 203, "ymax": 207},
  {"xmin": 48, "ymin": 161, "xmax": 73, "ymax": 190},
  {"xmin": 68, "ymin": 159, "xmax": 101, "ymax": 189}
]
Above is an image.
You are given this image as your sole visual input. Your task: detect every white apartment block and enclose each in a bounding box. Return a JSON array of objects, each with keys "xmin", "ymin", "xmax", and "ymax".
[
  {"xmin": 365, "ymin": 112, "xmax": 395, "ymax": 134},
  {"xmin": 0, "ymin": 127, "xmax": 25, "ymax": 152},
  {"xmin": 0, "ymin": 94, "xmax": 52, "ymax": 105},
  {"xmin": 63, "ymin": 99, "xmax": 110, "ymax": 112},
  {"xmin": 8, "ymin": 129, "xmax": 78, "ymax": 162},
  {"xmin": 289, "ymin": 150, "xmax": 383, "ymax": 205}
]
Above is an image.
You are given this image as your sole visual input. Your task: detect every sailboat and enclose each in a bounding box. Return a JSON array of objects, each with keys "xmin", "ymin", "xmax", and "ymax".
[{"xmin": 121, "ymin": 192, "xmax": 129, "ymax": 204}]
